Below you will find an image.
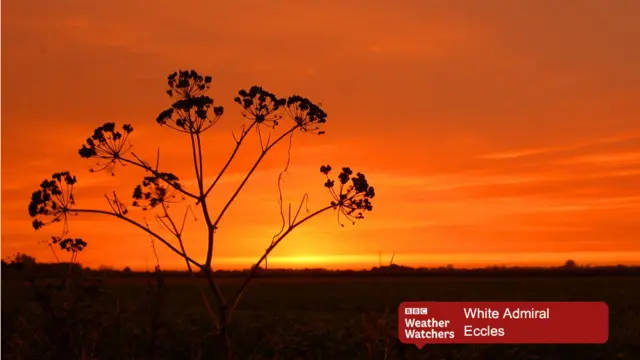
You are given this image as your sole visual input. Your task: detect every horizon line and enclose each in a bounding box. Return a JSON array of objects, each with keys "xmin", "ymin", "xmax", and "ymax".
[
  {"xmin": 8, "ymin": 251, "xmax": 640, "ymax": 272},
  {"xmin": 11, "ymin": 261, "xmax": 640, "ymax": 274},
  {"xmin": 113, "ymin": 250, "xmax": 640, "ymax": 271}
]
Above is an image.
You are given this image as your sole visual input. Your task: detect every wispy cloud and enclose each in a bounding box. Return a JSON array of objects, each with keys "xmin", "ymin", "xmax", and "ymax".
[
  {"xmin": 479, "ymin": 133, "xmax": 640, "ymax": 160},
  {"xmin": 478, "ymin": 145, "xmax": 569, "ymax": 160},
  {"xmin": 557, "ymin": 151, "xmax": 640, "ymax": 165}
]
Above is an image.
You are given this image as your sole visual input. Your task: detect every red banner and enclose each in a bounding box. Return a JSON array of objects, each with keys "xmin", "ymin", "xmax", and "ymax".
[{"xmin": 398, "ymin": 301, "xmax": 608, "ymax": 348}]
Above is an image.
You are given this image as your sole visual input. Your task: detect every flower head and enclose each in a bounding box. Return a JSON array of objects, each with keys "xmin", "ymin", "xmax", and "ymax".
[
  {"xmin": 157, "ymin": 70, "xmax": 224, "ymax": 133},
  {"xmin": 132, "ymin": 173, "xmax": 184, "ymax": 210},
  {"xmin": 320, "ymin": 165, "xmax": 375, "ymax": 226},
  {"xmin": 78, "ymin": 122, "xmax": 134, "ymax": 174},
  {"xmin": 286, "ymin": 96, "xmax": 327, "ymax": 135},
  {"xmin": 234, "ymin": 86, "xmax": 286, "ymax": 128},
  {"xmin": 51, "ymin": 236, "xmax": 87, "ymax": 253},
  {"xmin": 28, "ymin": 172, "xmax": 77, "ymax": 231}
]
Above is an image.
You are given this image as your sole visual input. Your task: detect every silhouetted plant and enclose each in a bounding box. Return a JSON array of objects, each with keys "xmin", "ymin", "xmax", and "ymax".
[{"xmin": 28, "ymin": 69, "xmax": 376, "ymax": 359}]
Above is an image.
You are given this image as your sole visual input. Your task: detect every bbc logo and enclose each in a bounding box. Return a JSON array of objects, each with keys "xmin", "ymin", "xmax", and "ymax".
[{"xmin": 405, "ymin": 307, "xmax": 428, "ymax": 315}]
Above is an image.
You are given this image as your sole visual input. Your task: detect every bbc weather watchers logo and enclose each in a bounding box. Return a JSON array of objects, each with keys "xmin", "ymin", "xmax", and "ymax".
[{"xmin": 405, "ymin": 307, "xmax": 429, "ymax": 315}]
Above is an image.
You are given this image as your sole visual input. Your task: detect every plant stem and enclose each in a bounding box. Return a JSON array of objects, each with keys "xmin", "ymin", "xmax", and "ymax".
[
  {"xmin": 226, "ymin": 204, "xmax": 333, "ymax": 320},
  {"xmin": 189, "ymin": 132, "xmax": 227, "ymax": 308},
  {"xmin": 71, "ymin": 208, "xmax": 202, "ymax": 269},
  {"xmin": 211, "ymin": 125, "xmax": 300, "ymax": 233},
  {"xmin": 203, "ymin": 122, "xmax": 257, "ymax": 198}
]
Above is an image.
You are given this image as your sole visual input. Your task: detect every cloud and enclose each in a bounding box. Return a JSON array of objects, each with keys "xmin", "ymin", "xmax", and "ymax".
[
  {"xmin": 478, "ymin": 148, "xmax": 555, "ymax": 160},
  {"xmin": 478, "ymin": 133, "xmax": 640, "ymax": 160},
  {"xmin": 557, "ymin": 152, "xmax": 640, "ymax": 165}
]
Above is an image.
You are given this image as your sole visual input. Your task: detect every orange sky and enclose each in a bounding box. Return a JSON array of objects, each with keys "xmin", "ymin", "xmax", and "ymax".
[{"xmin": 2, "ymin": 1, "xmax": 640, "ymax": 270}]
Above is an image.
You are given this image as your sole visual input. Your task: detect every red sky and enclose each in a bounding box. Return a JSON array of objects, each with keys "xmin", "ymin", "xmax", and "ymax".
[{"xmin": 2, "ymin": 0, "xmax": 640, "ymax": 270}]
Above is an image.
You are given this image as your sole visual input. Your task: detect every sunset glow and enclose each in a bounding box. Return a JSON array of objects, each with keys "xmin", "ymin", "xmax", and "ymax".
[{"xmin": 2, "ymin": 1, "xmax": 640, "ymax": 270}]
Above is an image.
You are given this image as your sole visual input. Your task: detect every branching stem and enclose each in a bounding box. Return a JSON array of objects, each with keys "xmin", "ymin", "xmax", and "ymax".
[
  {"xmin": 70, "ymin": 208, "xmax": 202, "ymax": 269},
  {"xmin": 203, "ymin": 122, "xmax": 257, "ymax": 198},
  {"xmin": 211, "ymin": 125, "xmax": 300, "ymax": 235}
]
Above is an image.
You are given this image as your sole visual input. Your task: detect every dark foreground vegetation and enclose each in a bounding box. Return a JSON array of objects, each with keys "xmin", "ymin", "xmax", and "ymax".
[{"xmin": 2, "ymin": 261, "xmax": 640, "ymax": 359}]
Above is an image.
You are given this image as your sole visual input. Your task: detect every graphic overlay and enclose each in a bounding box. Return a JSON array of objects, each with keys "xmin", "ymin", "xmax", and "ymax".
[{"xmin": 399, "ymin": 302, "xmax": 608, "ymax": 349}]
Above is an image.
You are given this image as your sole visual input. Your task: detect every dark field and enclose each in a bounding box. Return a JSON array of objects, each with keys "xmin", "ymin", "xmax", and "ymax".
[{"xmin": 3, "ymin": 275, "xmax": 640, "ymax": 359}]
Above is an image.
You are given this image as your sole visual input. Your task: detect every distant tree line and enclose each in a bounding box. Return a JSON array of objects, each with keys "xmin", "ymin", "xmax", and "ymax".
[
  {"xmin": 2, "ymin": 253, "xmax": 83, "ymax": 278},
  {"xmin": 3, "ymin": 255, "xmax": 639, "ymax": 279}
]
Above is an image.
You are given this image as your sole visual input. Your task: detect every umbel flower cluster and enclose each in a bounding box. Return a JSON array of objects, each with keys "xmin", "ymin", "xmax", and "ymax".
[
  {"xmin": 28, "ymin": 171, "xmax": 77, "ymax": 231},
  {"xmin": 320, "ymin": 165, "xmax": 375, "ymax": 225}
]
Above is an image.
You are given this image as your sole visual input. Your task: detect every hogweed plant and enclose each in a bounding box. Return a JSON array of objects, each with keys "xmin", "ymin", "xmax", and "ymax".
[{"xmin": 28, "ymin": 69, "xmax": 376, "ymax": 357}]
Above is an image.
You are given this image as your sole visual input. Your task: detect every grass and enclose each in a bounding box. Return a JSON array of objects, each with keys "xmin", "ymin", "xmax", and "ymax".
[{"xmin": 2, "ymin": 275, "xmax": 640, "ymax": 359}]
